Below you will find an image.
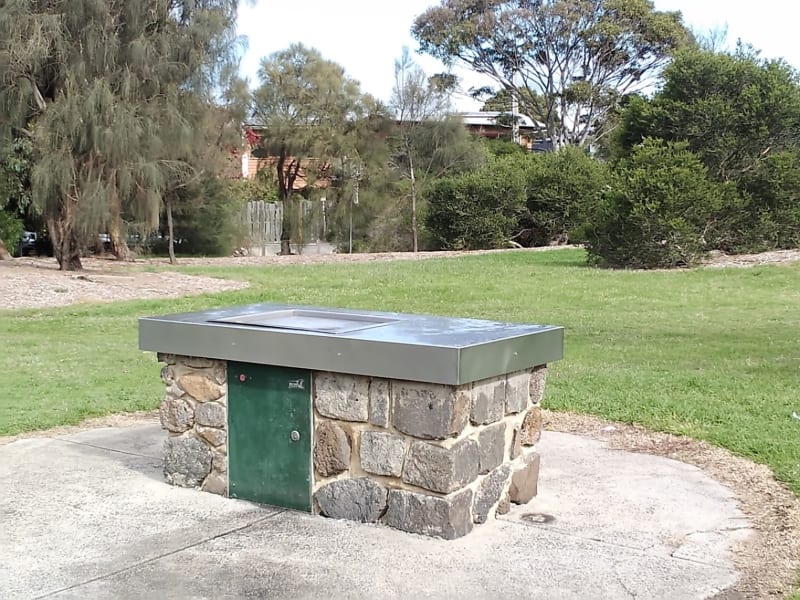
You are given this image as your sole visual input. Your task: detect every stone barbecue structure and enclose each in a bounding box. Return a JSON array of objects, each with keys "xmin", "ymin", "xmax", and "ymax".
[{"xmin": 141, "ymin": 304, "xmax": 563, "ymax": 539}]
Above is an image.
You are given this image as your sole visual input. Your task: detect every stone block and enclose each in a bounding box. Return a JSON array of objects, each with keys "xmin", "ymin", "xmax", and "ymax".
[
  {"xmin": 314, "ymin": 372, "xmax": 369, "ymax": 422},
  {"xmin": 164, "ymin": 437, "xmax": 212, "ymax": 488},
  {"xmin": 183, "ymin": 356, "xmax": 216, "ymax": 369},
  {"xmin": 384, "ymin": 488, "xmax": 473, "ymax": 540},
  {"xmin": 402, "ymin": 439, "xmax": 478, "ymax": 494},
  {"xmin": 178, "ymin": 372, "xmax": 224, "ymax": 403},
  {"xmin": 496, "ymin": 493, "xmax": 511, "ymax": 516},
  {"xmin": 315, "ymin": 478, "xmax": 388, "ymax": 523},
  {"xmin": 510, "ymin": 427, "xmax": 523, "ymax": 459},
  {"xmin": 202, "ymin": 472, "xmax": 227, "ymax": 496},
  {"xmin": 392, "ymin": 381, "xmax": 469, "ymax": 440},
  {"xmin": 157, "ymin": 353, "xmax": 176, "ymax": 365},
  {"xmin": 470, "ymin": 378, "xmax": 505, "ymax": 425},
  {"xmin": 198, "ymin": 427, "xmax": 226, "ymax": 447},
  {"xmin": 368, "ymin": 378, "xmax": 390, "ymax": 427},
  {"xmin": 529, "ymin": 365, "xmax": 548, "ymax": 405},
  {"xmin": 195, "ymin": 402, "xmax": 226, "ymax": 428},
  {"xmin": 520, "ymin": 407, "xmax": 543, "ymax": 446},
  {"xmin": 478, "ymin": 422, "xmax": 506, "ymax": 474},
  {"xmin": 213, "ymin": 454, "xmax": 227, "ymax": 474},
  {"xmin": 509, "ymin": 452, "xmax": 541, "ymax": 504},
  {"xmin": 160, "ymin": 365, "xmax": 175, "ymax": 385},
  {"xmin": 159, "ymin": 396, "xmax": 194, "ymax": 433},
  {"xmin": 359, "ymin": 431, "xmax": 405, "ymax": 477},
  {"xmin": 505, "ymin": 371, "xmax": 529, "ymax": 414},
  {"xmin": 313, "ymin": 421, "xmax": 351, "ymax": 477},
  {"xmin": 211, "ymin": 362, "xmax": 227, "ymax": 385},
  {"xmin": 473, "ymin": 465, "xmax": 511, "ymax": 524}
]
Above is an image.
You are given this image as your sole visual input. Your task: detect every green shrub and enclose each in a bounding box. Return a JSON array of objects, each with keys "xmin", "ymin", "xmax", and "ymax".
[
  {"xmin": 583, "ymin": 139, "xmax": 727, "ymax": 269},
  {"xmin": 0, "ymin": 210, "xmax": 23, "ymax": 251},
  {"xmin": 426, "ymin": 158, "xmax": 526, "ymax": 250},
  {"xmin": 152, "ymin": 177, "xmax": 246, "ymax": 256},
  {"xmin": 719, "ymin": 150, "xmax": 800, "ymax": 253},
  {"xmin": 520, "ymin": 147, "xmax": 610, "ymax": 246}
]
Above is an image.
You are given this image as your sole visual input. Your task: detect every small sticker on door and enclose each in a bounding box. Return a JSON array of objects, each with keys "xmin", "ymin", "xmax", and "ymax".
[{"xmin": 288, "ymin": 379, "xmax": 305, "ymax": 390}]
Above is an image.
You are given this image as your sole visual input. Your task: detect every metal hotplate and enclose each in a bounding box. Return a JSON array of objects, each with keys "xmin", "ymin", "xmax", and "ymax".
[
  {"xmin": 210, "ymin": 309, "xmax": 398, "ymax": 334},
  {"xmin": 139, "ymin": 303, "xmax": 563, "ymax": 385}
]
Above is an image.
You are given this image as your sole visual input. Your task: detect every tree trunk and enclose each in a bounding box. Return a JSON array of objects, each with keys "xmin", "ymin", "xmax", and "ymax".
[
  {"xmin": 109, "ymin": 171, "xmax": 131, "ymax": 260},
  {"xmin": 47, "ymin": 216, "xmax": 82, "ymax": 271},
  {"xmin": 276, "ymin": 151, "xmax": 293, "ymax": 255},
  {"xmin": 0, "ymin": 240, "xmax": 11, "ymax": 260},
  {"xmin": 166, "ymin": 196, "xmax": 176, "ymax": 265},
  {"xmin": 409, "ymin": 151, "xmax": 419, "ymax": 253}
]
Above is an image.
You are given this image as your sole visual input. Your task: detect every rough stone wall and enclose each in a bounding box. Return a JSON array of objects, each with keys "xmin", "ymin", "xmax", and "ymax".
[
  {"xmin": 312, "ymin": 365, "xmax": 548, "ymax": 539},
  {"xmin": 157, "ymin": 354, "xmax": 228, "ymax": 496},
  {"xmin": 154, "ymin": 352, "xmax": 548, "ymax": 540}
]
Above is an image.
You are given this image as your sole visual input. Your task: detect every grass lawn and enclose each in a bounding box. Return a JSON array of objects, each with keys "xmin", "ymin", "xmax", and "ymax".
[{"xmin": 1, "ymin": 248, "xmax": 799, "ymax": 497}]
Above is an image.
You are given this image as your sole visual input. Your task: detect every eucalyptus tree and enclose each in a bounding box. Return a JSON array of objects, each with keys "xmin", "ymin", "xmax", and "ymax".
[
  {"xmin": 0, "ymin": 0, "xmax": 246, "ymax": 269},
  {"xmin": 251, "ymin": 44, "xmax": 369, "ymax": 254},
  {"xmin": 413, "ymin": 0, "xmax": 691, "ymax": 149}
]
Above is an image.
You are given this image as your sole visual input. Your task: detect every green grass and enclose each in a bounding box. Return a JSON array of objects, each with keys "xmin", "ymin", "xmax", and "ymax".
[{"xmin": 2, "ymin": 249, "xmax": 799, "ymax": 497}]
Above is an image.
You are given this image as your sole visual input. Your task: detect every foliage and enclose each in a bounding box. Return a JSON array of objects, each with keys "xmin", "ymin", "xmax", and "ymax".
[
  {"xmin": 413, "ymin": 0, "xmax": 691, "ymax": 148},
  {"xmin": 389, "ymin": 48, "xmax": 467, "ymax": 252},
  {"xmin": 613, "ymin": 47, "xmax": 800, "ymax": 180},
  {"xmin": 611, "ymin": 47, "xmax": 800, "ymax": 254},
  {"xmin": 583, "ymin": 139, "xmax": 728, "ymax": 268},
  {"xmin": 252, "ymin": 44, "xmax": 372, "ymax": 253},
  {"xmin": 154, "ymin": 177, "xmax": 246, "ymax": 256},
  {"xmin": 0, "ymin": 210, "xmax": 23, "ymax": 251},
  {"xmin": 519, "ymin": 146, "xmax": 610, "ymax": 246},
  {"xmin": 0, "ymin": 136, "xmax": 34, "ymax": 215},
  {"xmin": 724, "ymin": 150, "xmax": 800, "ymax": 252},
  {"xmin": 426, "ymin": 156, "xmax": 526, "ymax": 249},
  {"xmin": 0, "ymin": 0, "xmax": 245, "ymax": 269},
  {"xmin": 0, "ymin": 135, "xmax": 34, "ymax": 249}
]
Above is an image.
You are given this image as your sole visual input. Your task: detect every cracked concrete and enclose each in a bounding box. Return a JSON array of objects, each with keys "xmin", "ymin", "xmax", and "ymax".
[{"xmin": 0, "ymin": 426, "xmax": 750, "ymax": 599}]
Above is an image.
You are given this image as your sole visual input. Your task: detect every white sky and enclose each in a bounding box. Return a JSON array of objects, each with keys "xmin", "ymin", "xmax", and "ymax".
[{"xmin": 236, "ymin": 0, "xmax": 800, "ymax": 111}]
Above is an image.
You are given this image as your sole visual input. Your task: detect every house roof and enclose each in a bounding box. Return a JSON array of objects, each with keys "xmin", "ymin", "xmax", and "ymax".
[{"xmin": 459, "ymin": 111, "xmax": 544, "ymax": 129}]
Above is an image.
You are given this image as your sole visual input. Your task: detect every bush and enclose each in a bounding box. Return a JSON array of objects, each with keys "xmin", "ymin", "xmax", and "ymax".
[
  {"xmin": 583, "ymin": 139, "xmax": 727, "ymax": 269},
  {"xmin": 520, "ymin": 147, "xmax": 610, "ymax": 246},
  {"xmin": 425, "ymin": 158, "xmax": 526, "ymax": 250},
  {"xmin": 0, "ymin": 210, "xmax": 23, "ymax": 252},
  {"xmin": 153, "ymin": 177, "xmax": 246, "ymax": 256},
  {"xmin": 719, "ymin": 150, "xmax": 800, "ymax": 253}
]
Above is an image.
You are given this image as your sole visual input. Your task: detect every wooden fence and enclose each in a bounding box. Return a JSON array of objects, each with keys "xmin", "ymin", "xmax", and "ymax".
[{"xmin": 243, "ymin": 199, "xmax": 328, "ymax": 255}]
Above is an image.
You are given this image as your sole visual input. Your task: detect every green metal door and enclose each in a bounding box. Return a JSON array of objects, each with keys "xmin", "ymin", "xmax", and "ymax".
[{"xmin": 227, "ymin": 362, "xmax": 312, "ymax": 511}]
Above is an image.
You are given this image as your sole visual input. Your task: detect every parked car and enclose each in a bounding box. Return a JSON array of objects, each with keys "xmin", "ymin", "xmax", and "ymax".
[{"xmin": 16, "ymin": 231, "xmax": 37, "ymax": 256}]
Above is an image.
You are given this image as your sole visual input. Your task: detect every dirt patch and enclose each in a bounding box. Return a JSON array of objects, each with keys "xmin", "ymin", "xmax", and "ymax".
[
  {"xmin": 545, "ymin": 410, "xmax": 800, "ymax": 598},
  {"xmin": 702, "ymin": 249, "xmax": 800, "ymax": 268},
  {"xmin": 0, "ymin": 257, "xmax": 249, "ymax": 310}
]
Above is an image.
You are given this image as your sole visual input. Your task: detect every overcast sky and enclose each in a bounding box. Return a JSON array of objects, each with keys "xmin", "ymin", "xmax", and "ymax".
[{"xmin": 236, "ymin": 0, "xmax": 799, "ymax": 111}]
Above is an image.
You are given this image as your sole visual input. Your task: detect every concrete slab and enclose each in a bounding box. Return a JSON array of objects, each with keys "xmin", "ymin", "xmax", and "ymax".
[{"xmin": 0, "ymin": 427, "xmax": 750, "ymax": 599}]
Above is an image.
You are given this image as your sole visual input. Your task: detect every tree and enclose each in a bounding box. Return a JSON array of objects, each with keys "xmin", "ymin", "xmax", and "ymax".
[
  {"xmin": 252, "ymin": 44, "xmax": 369, "ymax": 255},
  {"xmin": 611, "ymin": 46, "xmax": 800, "ymax": 252},
  {"xmin": 413, "ymin": 0, "xmax": 691, "ymax": 149},
  {"xmin": 0, "ymin": 136, "xmax": 34, "ymax": 256},
  {"xmin": 389, "ymin": 48, "xmax": 485, "ymax": 251},
  {"xmin": 582, "ymin": 139, "xmax": 729, "ymax": 268},
  {"xmin": 0, "ymin": 0, "xmax": 245, "ymax": 270},
  {"xmin": 390, "ymin": 48, "xmax": 454, "ymax": 252},
  {"xmin": 613, "ymin": 46, "xmax": 800, "ymax": 182}
]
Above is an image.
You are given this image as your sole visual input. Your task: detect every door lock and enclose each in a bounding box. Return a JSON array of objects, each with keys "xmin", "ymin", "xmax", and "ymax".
[{"xmin": 290, "ymin": 430, "xmax": 300, "ymax": 442}]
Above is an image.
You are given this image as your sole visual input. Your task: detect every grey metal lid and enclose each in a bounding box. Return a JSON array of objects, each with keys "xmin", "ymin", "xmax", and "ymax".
[{"xmin": 139, "ymin": 303, "xmax": 563, "ymax": 385}]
